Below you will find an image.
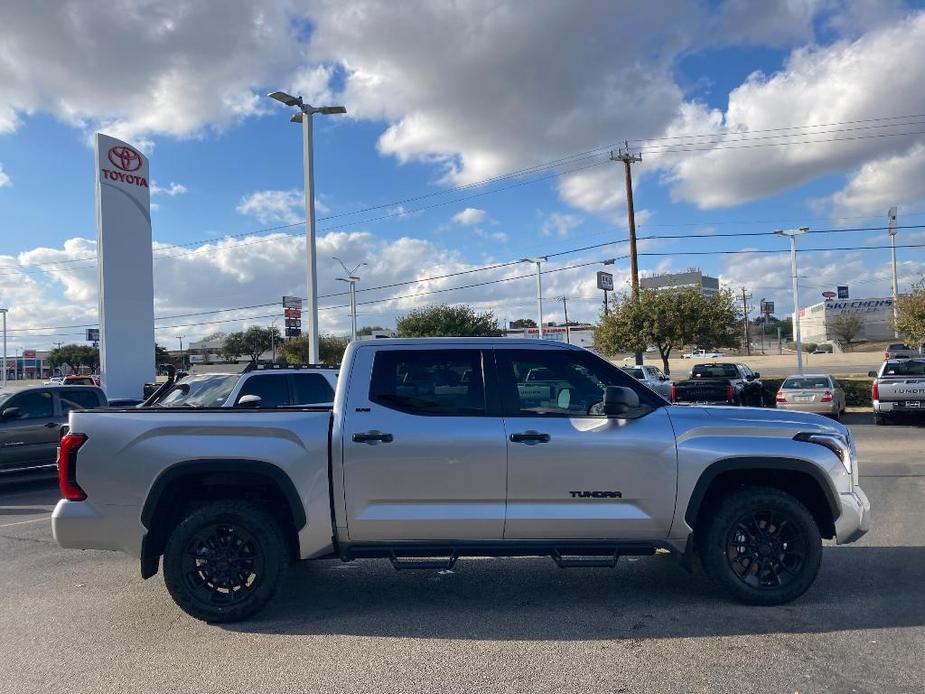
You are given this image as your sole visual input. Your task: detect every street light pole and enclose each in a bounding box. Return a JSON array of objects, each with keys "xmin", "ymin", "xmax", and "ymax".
[
  {"xmin": 333, "ymin": 257, "xmax": 366, "ymax": 342},
  {"xmin": 176, "ymin": 335, "xmax": 185, "ymax": 370},
  {"xmin": 0, "ymin": 308, "xmax": 7, "ymax": 390},
  {"xmin": 557, "ymin": 296, "xmax": 570, "ymax": 343},
  {"xmin": 268, "ymin": 91, "xmax": 346, "ymax": 364},
  {"xmin": 888, "ymin": 206, "xmax": 900, "ymax": 338},
  {"xmin": 775, "ymin": 227, "xmax": 809, "ymax": 374},
  {"xmin": 523, "ymin": 257, "xmax": 547, "ymax": 337}
]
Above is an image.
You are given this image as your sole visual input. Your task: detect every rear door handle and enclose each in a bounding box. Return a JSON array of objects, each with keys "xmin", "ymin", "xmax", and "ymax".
[
  {"xmin": 510, "ymin": 431, "xmax": 551, "ymax": 444},
  {"xmin": 44, "ymin": 422, "xmax": 59, "ymax": 428},
  {"xmin": 352, "ymin": 431, "xmax": 394, "ymax": 444}
]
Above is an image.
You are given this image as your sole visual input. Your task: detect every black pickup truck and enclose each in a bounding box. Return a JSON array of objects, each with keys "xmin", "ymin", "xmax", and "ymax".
[{"xmin": 671, "ymin": 362, "xmax": 764, "ymax": 407}]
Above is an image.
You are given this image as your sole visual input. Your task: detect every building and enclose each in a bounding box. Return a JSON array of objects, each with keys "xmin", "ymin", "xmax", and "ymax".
[
  {"xmin": 799, "ymin": 297, "xmax": 895, "ymax": 345},
  {"xmin": 4, "ymin": 350, "xmax": 47, "ymax": 380},
  {"xmin": 505, "ymin": 324, "xmax": 596, "ymax": 348},
  {"xmin": 639, "ymin": 269, "xmax": 720, "ymax": 298}
]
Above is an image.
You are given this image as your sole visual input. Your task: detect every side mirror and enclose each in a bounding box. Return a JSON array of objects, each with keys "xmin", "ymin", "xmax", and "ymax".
[
  {"xmin": 753, "ymin": 372, "xmax": 761, "ymax": 379},
  {"xmin": 1, "ymin": 407, "xmax": 22, "ymax": 420},
  {"xmin": 236, "ymin": 394, "xmax": 263, "ymax": 408},
  {"xmin": 603, "ymin": 386, "xmax": 640, "ymax": 417},
  {"xmin": 867, "ymin": 371, "xmax": 878, "ymax": 378}
]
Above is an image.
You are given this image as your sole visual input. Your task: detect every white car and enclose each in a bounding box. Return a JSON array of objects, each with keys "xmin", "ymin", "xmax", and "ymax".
[
  {"xmin": 43, "ymin": 376, "xmax": 65, "ymax": 385},
  {"xmin": 682, "ymin": 349, "xmax": 725, "ymax": 359}
]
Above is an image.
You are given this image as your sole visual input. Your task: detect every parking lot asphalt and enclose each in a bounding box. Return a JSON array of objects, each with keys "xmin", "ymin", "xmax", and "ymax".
[{"xmin": 1, "ymin": 412, "xmax": 923, "ymax": 694}]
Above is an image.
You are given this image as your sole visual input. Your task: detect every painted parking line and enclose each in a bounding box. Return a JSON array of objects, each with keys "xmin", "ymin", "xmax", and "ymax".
[{"xmin": 0, "ymin": 516, "xmax": 51, "ymax": 528}]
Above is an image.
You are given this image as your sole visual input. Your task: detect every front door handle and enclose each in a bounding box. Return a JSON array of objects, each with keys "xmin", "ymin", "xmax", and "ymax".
[
  {"xmin": 44, "ymin": 422, "xmax": 58, "ymax": 428},
  {"xmin": 510, "ymin": 431, "xmax": 551, "ymax": 444},
  {"xmin": 353, "ymin": 431, "xmax": 394, "ymax": 444}
]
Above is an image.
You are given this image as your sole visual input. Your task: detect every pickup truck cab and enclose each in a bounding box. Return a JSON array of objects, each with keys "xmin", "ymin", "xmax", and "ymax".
[
  {"xmin": 151, "ymin": 364, "xmax": 337, "ymax": 408},
  {"xmin": 672, "ymin": 362, "xmax": 764, "ymax": 407},
  {"xmin": 53, "ymin": 339, "xmax": 869, "ymax": 622},
  {"xmin": 620, "ymin": 365, "xmax": 673, "ymax": 400},
  {"xmin": 870, "ymin": 358, "xmax": 925, "ymax": 424},
  {"xmin": 682, "ymin": 349, "xmax": 725, "ymax": 359}
]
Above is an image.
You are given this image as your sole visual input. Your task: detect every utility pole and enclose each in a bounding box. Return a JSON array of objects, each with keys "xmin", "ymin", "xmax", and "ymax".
[
  {"xmin": 176, "ymin": 335, "xmax": 185, "ymax": 370},
  {"xmin": 889, "ymin": 206, "xmax": 900, "ymax": 338},
  {"xmin": 557, "ymin": 296, "xmax": 570, "ymax": 344},
  {"xmin": 775, "ymin": 227, "xmax": 809, "ymax": 374},
  {"xmin": 611, "ymin": 141, "xmax": 643, "ymax": 364},
  {"xmin": 523, "ymin": 257, "xmax": 547, "ymax": 337},
  {"xmin": 603, "ymin": 290, "xmax": 609, "ymax": 316},
  {"xmin": 741, "ymin": 288, "xmax": 752, "ymax": 356},
  {"xmin": 0, "ymin": 308, "xmax": 6, "ymax": 390}
]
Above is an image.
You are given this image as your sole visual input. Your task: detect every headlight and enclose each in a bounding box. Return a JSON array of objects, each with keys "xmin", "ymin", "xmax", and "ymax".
[{"xmin": 794, "ymin": 432, "xmax": 852, "ymax": 475}]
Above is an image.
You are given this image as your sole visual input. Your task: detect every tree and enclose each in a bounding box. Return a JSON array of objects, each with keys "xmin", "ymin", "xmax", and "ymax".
[
  {"xmin": 48, "ymin": 344, "xmax": 99, "ymax": 372},
  {"xmin": 895, "ymin": 279, "xmax": 925, "ymax": 349},
  {"xmin": 241, "ymin": 326, "xmax": 279, "ymax": 363},
  {"xmin": 829, "ymin": 313, "xmax": 864, "ymax": 351},
  {"xmin": 396, "ymin": 304, "xmax": 503, "ymax": 337},
  {"xmin": 155, "ymin": 344, "xmax": 171, "ymax": 364},
  {"xmin": 221, "ymin": 333, "xmax": 246, "ymax": 362},
  {"xmin": 278, "ymin": 334, "xmax": 349, "ymax": 365},
  {"xmin": 509, "ymin": 318, "xmax": 537, "ymax": 329},
  {"xmin": 594, "ymin": 287, "xmax": 739, "ymax": 375}
]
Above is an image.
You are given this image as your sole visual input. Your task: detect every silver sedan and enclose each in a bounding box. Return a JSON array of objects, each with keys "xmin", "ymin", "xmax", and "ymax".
[{"xmin": 775, "ymin": 374, "xmax": 846, "ymax": 419}]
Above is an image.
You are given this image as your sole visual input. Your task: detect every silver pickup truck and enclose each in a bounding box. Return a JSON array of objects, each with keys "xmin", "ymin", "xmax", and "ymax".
[
  {"xmin": 53, "ymin": 338, "xmax": 869, "ymax": 622},
  {"xmin": 870, "ymin": 358, "xmax": 925, "ymax": 425}
]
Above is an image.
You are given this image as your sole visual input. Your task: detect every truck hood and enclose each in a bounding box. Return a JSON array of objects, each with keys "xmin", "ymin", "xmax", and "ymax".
[{"xmin": 669, "ymin": 404, "xmax": 848, "ymax": 436}]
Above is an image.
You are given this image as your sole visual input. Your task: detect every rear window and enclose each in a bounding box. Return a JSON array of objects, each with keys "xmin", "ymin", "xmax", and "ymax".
[
  {"xmin": 65, "ymin": 377, "xmax": 94, "ymax": 385},
  {"xmin": 887, "ymin": 343, "xmax": 911, "ymax": 351},
  {"xmin": 622, "ymin": 368, "xmax": 645, "ymax": 380},
  {"xmin": 781, "ymin": 377, "xmax": 831, "ymax": 389},
  {"xmin": 369, "ymin": 349, "xmax": 485, "ymax": 416},
  {"xmin": 691, "ymin": 364, "xmax": 738, "ymax": 378},
  {"xmin": 883, "ymin": 360, "xmax": 925, "ymax": 376}
]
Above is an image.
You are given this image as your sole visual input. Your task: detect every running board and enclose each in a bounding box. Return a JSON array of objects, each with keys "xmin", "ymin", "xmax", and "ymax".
[
  {"xmin": 388, "ymin": 551, "xmax": 458, "ymax": 571},
  {"xmin": 551, "ymin": 550, "xmax": 619, "ymax": 569}
]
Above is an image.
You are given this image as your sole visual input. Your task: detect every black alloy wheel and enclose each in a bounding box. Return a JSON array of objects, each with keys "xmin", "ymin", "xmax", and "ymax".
[{"xmin": 725, "ymin": 510, "xmax": 806, "ymax": 590}]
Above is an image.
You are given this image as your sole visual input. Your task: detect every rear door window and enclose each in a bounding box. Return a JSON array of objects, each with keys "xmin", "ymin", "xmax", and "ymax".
[
  {"xmin": 59, "ymin": 389, "xmax": 103, "ymax": 413},
  {"xmin": 369, "ymin": 349, "xmax": 485, "ymax": 416},
  {"xmin": 292, "ymin": 374, "xmax": 334, "ymax": 405}
]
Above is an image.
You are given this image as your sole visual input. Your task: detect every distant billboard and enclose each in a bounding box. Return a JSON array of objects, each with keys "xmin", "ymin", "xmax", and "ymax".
[
  {"xmin": 22, "ymin": 350, "xmax": 36, "ymax": 359},
  {"xmin": 282, "ymin": 295, "xmax": 302, "ymax": 309},
  {"xmin": 837, "ymin": 285, "xmax": 849, "ymax": 299},
  {"xmin": 596, "ymin": 271, "xmax": 614, "ymax": 291},
  {"xmin": 86, "ymin": 328, "xmax": 100, "ymax": 342}
]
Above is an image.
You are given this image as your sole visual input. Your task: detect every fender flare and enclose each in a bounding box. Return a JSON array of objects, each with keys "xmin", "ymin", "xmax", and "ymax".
[{"xmin": 684, "ymin": 456, "xmax": 841, "ymax": 528}]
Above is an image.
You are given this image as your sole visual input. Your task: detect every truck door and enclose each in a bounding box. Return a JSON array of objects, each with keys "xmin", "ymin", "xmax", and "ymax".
[
  {"xmin": 496, "ymin": 348, "xmax": 678, "ymax": 540},
  {"xmin": 341, "ymin": 347, "xmax": 507, "ymax": 542},
  {"xmin": 0, "ymin": 389, "xmax": 59, "ymax": 472}
]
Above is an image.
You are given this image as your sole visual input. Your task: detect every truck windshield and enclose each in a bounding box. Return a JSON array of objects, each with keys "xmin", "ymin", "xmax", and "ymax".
[
  {"xmin": 156, "ymin": 375, "xmax": 239, "ymax": 408},
  {"xmin": 691, "ymin": 365, "xmax": 738, "ymax": 378},
  {"xmin": 883, "ymin": 360, "xmax": 925, "ymax": 376}
]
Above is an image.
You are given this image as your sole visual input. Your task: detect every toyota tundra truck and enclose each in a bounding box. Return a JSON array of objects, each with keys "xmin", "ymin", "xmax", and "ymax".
[
  {"xmin": 870, "ymin": 358, "xmax": 925, "ymax": 425},
  {"xmin": 53, "ymin": 338, "xmax": 869, "ymax": 622}
]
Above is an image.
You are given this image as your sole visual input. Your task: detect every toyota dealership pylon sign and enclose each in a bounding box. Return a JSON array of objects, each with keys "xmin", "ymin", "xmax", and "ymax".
[{"xmin": 94, "ymin": 133, "xmax": 155, "ymax": 399}]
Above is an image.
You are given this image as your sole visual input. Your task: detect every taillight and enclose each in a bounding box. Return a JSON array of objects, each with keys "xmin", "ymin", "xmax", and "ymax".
[
  {"xmin": 58, "ymin": 433, "xmax": 88, "ymax": 501},
  {"xmin": 884, "ymin": 352, "xmax": 892, "ymax": 359},
  {"xmin": 776, "ymin": 392, "xmax": 787, "ymax": 403},
  {"xmin": 872, "ymin": 381, "xmax": 879, "ymax": 401},
  {"xmin": 725, "ymin": 385, "xmax": 734, "ymax": 401},
  {"xmin": 669, "ymin": 384, "xmax": 676, "ymax": 402},
  {"xmin": 821, "ymin": 391, "xmax": 833, "ymax": 402}
]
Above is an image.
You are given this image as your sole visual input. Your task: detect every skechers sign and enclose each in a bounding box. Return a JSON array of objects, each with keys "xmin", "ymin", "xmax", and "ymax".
[{"xmin": 101, "ymin": 145, "xmax": 149, "ymax": 188}]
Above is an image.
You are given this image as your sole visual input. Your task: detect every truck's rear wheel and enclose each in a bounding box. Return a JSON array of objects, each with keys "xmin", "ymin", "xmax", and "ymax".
[
  {"xmin": 698, "ymin": 487, "xmax": 822, "ymax": 606},
  {"xmin": 163, "ymin": 501, "xmax": 289, "ymax": 623}
]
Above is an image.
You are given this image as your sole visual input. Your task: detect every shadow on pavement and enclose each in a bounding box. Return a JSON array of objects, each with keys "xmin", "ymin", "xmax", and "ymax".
[{"xmin": 225, "ymin": 544, "xmax": 925, "ymax": 640}]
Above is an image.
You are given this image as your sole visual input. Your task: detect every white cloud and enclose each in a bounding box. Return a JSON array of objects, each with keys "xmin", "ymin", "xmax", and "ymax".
[
  {"xmin": 0, "ymin": 164, "xmax": 10, "ymax": 187},
  {"xmin": 828, "ymin": 144, "xmax": 925, "ymax": 216},
  {"xmin": 654, "ymin": 12, "xmax": 925, "ymax": 209},
  {"xmin": 150, "ymin": 181, "xmax": 188, "ymax": 197},
  {"xmin": 540, "ymin": 212, "xmax": 583, "ymax": 237},
  {"xmin": 452, "ymin": 207, "xmax": 488, "ymax": 225},
  {"xmin": 713, "ymin": 0, "xmax": 823, "ymax": 47}
]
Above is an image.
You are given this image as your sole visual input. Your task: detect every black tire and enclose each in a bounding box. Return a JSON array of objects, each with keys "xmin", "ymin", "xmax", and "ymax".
[
  {"xmin": 163, "ymin": 501, "xmax": 290, "ymax": 623},
  {"xmin": 698, "ymin": 487, "xmax": 822, "ymax": 606},
  {"xmin": 874, "ymin": 413, "xmax": 887, "ymax": 426}
]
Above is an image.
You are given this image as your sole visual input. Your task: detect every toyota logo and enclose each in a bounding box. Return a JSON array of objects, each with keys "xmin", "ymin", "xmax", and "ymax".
[{"xmin": 107, "ymin": 146, "xmax": 142, "ymax": 172}]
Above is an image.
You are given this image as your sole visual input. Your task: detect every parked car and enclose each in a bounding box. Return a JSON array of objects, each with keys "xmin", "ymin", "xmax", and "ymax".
[
  {"xmin": 869, "ymin": 358, "xmax": 925, "ymax": 425},
  {"xmin": 883, "ymin": 343, "xmax": 918, "ymax": 360},
  {"xmin": 0, "ymin": 385, "xmax": 107, "ymax": 477},
  {"xmin": 53, "ymin": 338, "xmax": 869, "ymax": 622},
  {"xmin": 620, "ymin": 365, "xmax": 672, "ymax": 400},
  {"xmin": 775, "ymin": 374, "xmax": 846, "ymax": 420},
  {"xmin": 43, "ymin": 376, "xmax": 65, "ymax": 385},
  {"xmin": 145, "ymin": 364, "xmax": 338, "ymax": 409},
  {"xmin": 671, "ymin": 362, "xmax": 764, "ymax": 407},
  {"xmin": 682, "ymin": 349, "xmax": 725, "ymax": 359}
]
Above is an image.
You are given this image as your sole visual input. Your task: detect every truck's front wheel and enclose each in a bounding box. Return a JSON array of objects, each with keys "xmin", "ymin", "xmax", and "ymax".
[
  {"xmin": 163, "ymin": 501, "xmax": 290, "ymax": 623},
  {"xmin": 698, "ymin": 487, "xmax": 822, "ymax": 606}
]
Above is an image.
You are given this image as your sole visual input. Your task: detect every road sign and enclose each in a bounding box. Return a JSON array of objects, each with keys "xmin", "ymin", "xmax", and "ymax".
[
  {"xmin": 282, "ymin": 295, "xmax": 302, "ymax": 309},
  {"xmin": 285, "ymin": 318, "xmax": 301, "ymax": 328},
  {"xmin": 596, "ymin": 271, "xmax": 614, "ymax": 291},
  {"xmin": 760, "ymin": 300, "xmax": 775, "ymax": 315},
  {"xmin": 822, "ymin": 291, "xmax": 837, "ymax": 299},
  {"xmin": 86, "ymin": 328, "xmax": 100, "ymax": 342},
  {"xmin": 837, "ymin": 285, "xmax": 849, "ymax": 299},
  {"xmin": 285, "ymin": 327, "xmax": 301, "ymax": 338},
  {"xmin": 284, "ymin": 308, "xmax": 301, "ymax": 319}
]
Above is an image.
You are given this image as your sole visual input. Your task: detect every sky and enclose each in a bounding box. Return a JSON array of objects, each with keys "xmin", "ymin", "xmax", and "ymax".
[{"xmin": 3, "ymin": 0, "xmax": 925, "ymax": 351}]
